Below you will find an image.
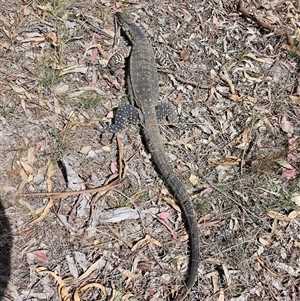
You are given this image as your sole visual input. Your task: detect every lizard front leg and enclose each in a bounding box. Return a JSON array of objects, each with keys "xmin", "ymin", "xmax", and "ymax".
[
  {"xmin": 103, "ymin": 104, "xmax": 140, "ymax": 134},
  {"xmin": 156, "ymin": 102, "xmax": 179, "ymax": 124}
]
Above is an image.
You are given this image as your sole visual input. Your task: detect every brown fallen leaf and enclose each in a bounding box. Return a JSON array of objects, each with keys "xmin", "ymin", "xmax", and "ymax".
[
  {"xmin": 180, "ymin": 49, "xmax": 189, "ymax": 61},
  {"xmin": 36, "ymin": 267, "xmax": 71, "ymax": 301},
  {"xmin": 252, "ymin": 255, "xmax": 278, "ymax": 277},
  {"xmin": 137, "ymin": 259, "xmax": 152, "ymax": 272},
  {"xmin": 74, "ymin": 283, "xmax": 107, "ymax": 301},
  {"xmin": 45, "ymin": 32, "xmax": 58, "ymax": 45},
  {"xmin": 29, "ymin": 198, "xmax": 54, "ymax": 225},
  {"xmin": 122, "ymin": 270, "xmax": 139, "ymax": 279},
  {"xmin": 289, "ymin": 95, "xmax": 300, "ymax": 105}
]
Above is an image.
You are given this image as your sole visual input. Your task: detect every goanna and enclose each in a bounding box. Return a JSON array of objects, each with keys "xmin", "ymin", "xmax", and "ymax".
[{"xmin": 104, "ymin": 13, "xmax": 200, "ymax": 301}]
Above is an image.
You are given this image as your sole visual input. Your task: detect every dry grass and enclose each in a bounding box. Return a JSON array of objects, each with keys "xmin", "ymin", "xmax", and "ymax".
[{"xmin": 1, "ymin": 0, "xmax": 300, "ymax": 300}]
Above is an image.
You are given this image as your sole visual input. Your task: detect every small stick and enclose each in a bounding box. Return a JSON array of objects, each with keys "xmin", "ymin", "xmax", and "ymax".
[
  {"xmin": 116, "ymin": 134, "xmax": 123, "ymax": 182},
  {"xmin": 18, "ymin": 181, "xmax": 120, "ymax": 200},
  {"xmin": 158, "ymin": 67, "xmax": 211, "ymax": 89},
  {"xmin": 238, "ymin": 0, "xmax": 298, "ymax": 55}
]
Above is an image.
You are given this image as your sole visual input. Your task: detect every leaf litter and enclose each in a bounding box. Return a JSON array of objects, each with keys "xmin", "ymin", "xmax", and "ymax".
[{"xmin": 1, "ymin": 0, "xmax": 300, "ymax": 300}]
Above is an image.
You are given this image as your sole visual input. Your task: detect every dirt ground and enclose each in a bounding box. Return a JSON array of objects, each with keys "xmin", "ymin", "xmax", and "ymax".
[{"xmin": 1, "ymin": 0, "xmax": 300, "ymax": 300}]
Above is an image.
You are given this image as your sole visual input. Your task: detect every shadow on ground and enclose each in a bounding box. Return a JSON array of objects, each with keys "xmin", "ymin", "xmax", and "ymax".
[{"xmin": 0, "ymin": 199, "xmax": 12, "ymax": 300}]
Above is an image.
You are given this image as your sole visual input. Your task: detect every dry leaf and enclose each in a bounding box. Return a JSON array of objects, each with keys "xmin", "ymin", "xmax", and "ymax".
[
  {"xmin": 35, "ymin": 251, "xmax": 48, "ymax": 263},
  {"xmin": 267, "ymin": 210, "xmax": 288, "ymax": 221},
  {"xmin": 259, "ymin": 233, "xmax": 272, "ymax": 246},
  {"xmin": 289, "ymin": 95, "xmax": 300, "ymax": 104},
  {"xmin": 131, "ymin": 234, "xmax": 162, "ymax": 252},
  {"xmin": 156, "ymin": 212, "xmax": 177, "ymax": 241},
  {"xmin": 78, "ymin": 257, "xmax": 106, "ymax": 281},
  {"xmin": 236, "ymin": 128, "xmax": 249, "ymax": 149},
  {"xmin": 101, "ymin": 145, "xmax": 111, "ymax": 152},
  {"xmin": 291, "ymin": 193, "xmax": 300, "ymax": 206},
  {"xmin": 74, "ymin": 283, "xmax": 107, "ymax": 300},
  {"xmin": 103, "ymin": 28, "xmax": 115, "ymax": 37},
  {"xmin": 288, "ymin": 210, "xmax": 300, "ymax": 219},
  {"xmin": 229, "ymin": 94, "xmax": 243, "ymax": 101},
  {"xmin": 200, "ymin": 187, "xmax": 213, "ymax": 196},
  {"xmin": 219, "ymin": 70, "xmax": 235, "ymax": 94},
  {"xmin": 110, "ymin": 160, "xmax": 118, "ymax": 173},
  {"xmin": 281, "ymin": 115, "xmax": 294, "ymax": 134},
  {"xmin": 99, "ymin": 207, "xmax": 139, "ymax": 223},
  {"xmin": 189, "ymin": 174, "xmax": 198, "ymax": 186},
  {"xmin": 80, "ymin": 145, "xmax": 92, "ymax": 155},
  {"xmin": 146, "ymin": 235, "xmax": 162, "ymax": 247},
  {"xmin": 46, "ymin": 161, "xmax": 54, "ymax": 192},
  {"xmin": 53, "ymin": 97, "xmax": 61, "ymax": 114},
  {"xmin": 27, "ymin": 147, "xmax": 36, "ymax": 166},
  {"xmin": 282, "ymin": 169, "xmax": 296, "ymax": 178},
  {"xmin": 45, "ymin": 32, "xmax": 58, "ymax": 45},
  {"xmin": 252, "ymin": 255, "xmax": 278, "ymax": 277},
  {"xmin": 137, "ymin": 260, "xmax": 152, "ymax": 272},
  {"xmin": 180, "ymin": 49, "xmax": 189, "ymax": 61},
  {"xmin": 19, "ymin": 160, "xmax": 33, "ymax": 175},
  {"xmin": 162, "ymin": 196, "xmax": 181, "ymax": 212},
  {"xmin": 122, "ymin": 270, "xmax": 139, "ymax": 279},
  {"xmin": 276, "ymin": 159, "xmax": 294, "ymax": 169},
  {"xmin": 29, "ymin": 198, "xmax": 54, "ymax": 224},
  {"xmin": 36, "ymin": 267, "xmax": 71, "ymax": 301}
]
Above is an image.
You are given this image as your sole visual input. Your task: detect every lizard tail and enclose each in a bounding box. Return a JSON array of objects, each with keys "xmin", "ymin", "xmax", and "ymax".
[{"xmin": 142, "ymin": 116, "xmax": 200, "ymax": 300}]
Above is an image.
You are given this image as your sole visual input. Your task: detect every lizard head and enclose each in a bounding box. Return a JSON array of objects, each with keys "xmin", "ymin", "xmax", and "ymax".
[{"xmin": 115, "ymin": 12, "xmax": 145, "ymax": 42}]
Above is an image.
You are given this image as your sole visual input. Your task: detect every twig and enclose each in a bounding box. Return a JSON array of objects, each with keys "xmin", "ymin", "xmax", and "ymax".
[
  {"xmin": 116, "ymin": 134, "xmax": 123, "ymax": 182},
  {"xmin": 158, "ymin": 67, "xmax": 210, "ymax": 89},
  {"xmin": 238, "ymin": 0, "xmax": 299, "ymax": 55},
  {"xmin": 18, "ymin": 181, "xmax": 120, "ymax": 200}
]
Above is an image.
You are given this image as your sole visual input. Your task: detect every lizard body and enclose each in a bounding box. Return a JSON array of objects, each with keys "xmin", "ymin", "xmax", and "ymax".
[{"xmin": 104, "ymin": 13, "xmax": 200, "ymax": 300}]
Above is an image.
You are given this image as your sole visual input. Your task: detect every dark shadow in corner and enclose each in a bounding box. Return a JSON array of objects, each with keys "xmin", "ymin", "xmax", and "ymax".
[{"xmin": 0, "ymin": 198, "xmax": 12, "ymax": 300}]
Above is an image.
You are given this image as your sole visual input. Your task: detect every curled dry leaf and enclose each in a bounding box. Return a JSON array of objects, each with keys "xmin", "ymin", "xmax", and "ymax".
[
  {"xmin": 131, "ymin": 234, "xmax": 162, "ymax": 252},
  {"xmin": 219, "ymin": 70, "xmax": 235, "ymax": 94},
  {"xmin": 36, "ymin": 267, "xmax": 71, "ymax": 301},
  {"xmin": 137, "ymin": 259, "xmax": 152, "ymax": 272},
  {"xmin": 259, "ymin": 233, "xmax": 272, "ymax": 246},
  {"xmin": 74, "ymin": 283, "xmax": 107, "ymax": 300},
  {"xmin": 29, "ymin": 198, "xmax": 54, "ymax": 225},
  {"xmin": 44, "ymin": 32, "xmax": 58, "ymax": 45}
]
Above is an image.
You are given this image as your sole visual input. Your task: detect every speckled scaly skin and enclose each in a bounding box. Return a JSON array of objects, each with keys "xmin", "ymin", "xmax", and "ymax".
[{"xmin": 105, "ymin": 13, "xmax": 200, "ymax": 300}]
